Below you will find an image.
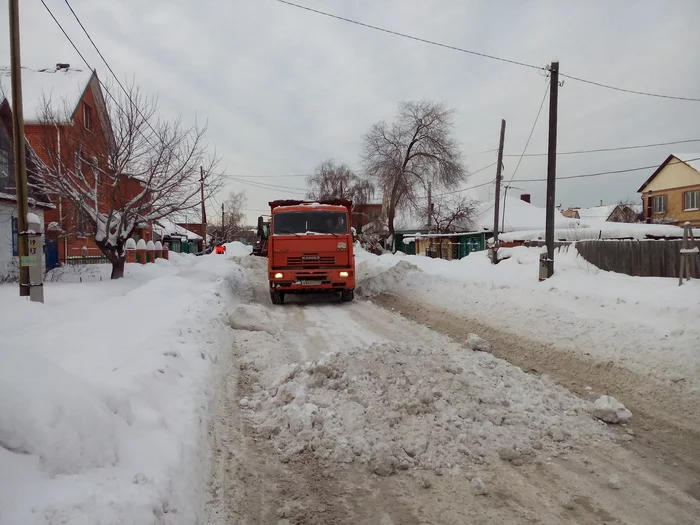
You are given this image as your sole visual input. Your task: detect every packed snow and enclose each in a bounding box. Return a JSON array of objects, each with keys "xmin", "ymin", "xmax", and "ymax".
[
  {"xmin": 0, "ymin": 245, "xmax": 249, "ymax": 524},
  {"xmin": 240, "ymin": 340, "xmax": 611, "ymax": 475}
]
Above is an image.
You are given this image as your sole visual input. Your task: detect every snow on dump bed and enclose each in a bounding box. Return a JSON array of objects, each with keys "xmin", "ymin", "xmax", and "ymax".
[{"xmin": 242, "ymin": 340, "xmax": 611, "ymax": 476}]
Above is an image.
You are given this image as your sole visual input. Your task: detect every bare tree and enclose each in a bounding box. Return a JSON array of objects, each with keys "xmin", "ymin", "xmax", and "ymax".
[
  {"xmin": 425, "ymin": 195, "xmax": 476, "ymax": 234},
  {"xmin": 361, "ymin": 101, "xmax": 466, "ymax": 239},
  {"xmin": 34, "ymin": 80, "xmax": 224, "ymax": 278},
  {"xmin": 306, "ymin": 159, "xmax": 374, "ymax": 204},
  {"xmin": 221, "ymin": 190, "xmax": 247, "ymax": 241}
]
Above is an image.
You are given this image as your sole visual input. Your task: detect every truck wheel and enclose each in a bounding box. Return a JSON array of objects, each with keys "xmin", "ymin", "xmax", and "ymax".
[
  {"xmin": 341, "ymin": 289, "xmax": 354, "ymax": 302},
  {"xmin": 270, "ymin": 290, "xmax": 285, "ymax": 305}
]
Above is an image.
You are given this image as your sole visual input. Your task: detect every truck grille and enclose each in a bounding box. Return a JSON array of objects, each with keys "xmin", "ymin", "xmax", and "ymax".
[{"xmin": 286, "ymin": 255, "xmax": 336, "ymax": 267}]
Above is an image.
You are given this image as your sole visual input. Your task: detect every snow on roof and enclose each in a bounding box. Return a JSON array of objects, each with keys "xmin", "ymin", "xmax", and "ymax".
[
  {"xmin": 672, "ymin": 153, "xmax": 700, "ymax": 173},
  {"xmin": 153, "ymin": 218, "xmax": 202, "ymax": 241},
  {"xmin": 471, "ymin": 197, "xmax": 575, "ymax": 233},
  {"xmin": 1, "ymin": 66, "xmax": 93, "ymax": 123},
  {"xmin": 500, "ymin": 222, "xmax": 693, "ymax": 242},
  {"xmin": 575, "ymin": 205, "xmax": 618, "ymax": 222}
]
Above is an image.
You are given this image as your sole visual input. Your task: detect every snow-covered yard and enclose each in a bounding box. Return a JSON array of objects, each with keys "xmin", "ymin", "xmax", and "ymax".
[{"xmin": 0, "ymin": 245, "xmax": 250, "ymax": 525}]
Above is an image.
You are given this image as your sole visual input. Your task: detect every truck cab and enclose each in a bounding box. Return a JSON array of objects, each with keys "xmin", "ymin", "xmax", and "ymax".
[{"xmin": 267, "ymin": 200, "xmax": 355, "ymax": 304}]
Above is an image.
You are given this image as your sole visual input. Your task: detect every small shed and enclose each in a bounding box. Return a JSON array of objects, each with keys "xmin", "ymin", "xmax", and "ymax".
[
  {"xmin": 398, "ymin": 231, "xmax": 492, "ymax": 259},
  {"xmin": 153, "ymin": 218, "xmax": 203, "ymax": 253}
]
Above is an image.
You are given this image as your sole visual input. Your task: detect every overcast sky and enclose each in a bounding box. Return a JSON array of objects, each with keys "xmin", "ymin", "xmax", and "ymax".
[{"xmin": 3, "ymin": 0, "xmax": 700, "ymax": 224}]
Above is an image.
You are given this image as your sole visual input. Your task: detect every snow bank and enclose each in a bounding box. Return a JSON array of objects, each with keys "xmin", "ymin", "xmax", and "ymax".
[
  {"xmin": 243, "ymin": 341, "xmax": 610, "ymax": 475},
  {"xmin": 0, "ymin": 250, "xmax": 247, "ymax": 524},
  {"xmin": 355, "ymin": 247, "xmax": 700, "ymax": 394},
  {"xmin": 0, "ymin": 349, "xmax": 118, "ymax": 476},
  {"xmin": 223, "ymin": 241, "xmax": 253, "ymax": 257}
]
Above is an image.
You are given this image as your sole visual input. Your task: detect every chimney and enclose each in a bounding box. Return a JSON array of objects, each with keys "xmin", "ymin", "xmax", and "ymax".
[
  {"xmin": 600, "ymin": 199, "xmax": 603, "ymax": 206},
  {"xmin": 520, "ymin": 193, "xmax": 531, "ymax": 204}
]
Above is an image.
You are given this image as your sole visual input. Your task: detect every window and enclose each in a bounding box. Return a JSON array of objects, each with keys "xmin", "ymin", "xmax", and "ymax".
[
  {"xmin": 652, "ymin": 195, "xmax": 667, "ymax": 214},
  {"xmin": 684, "ymin": 190, "xmax": 699, "ymax": 211},
  {"xmin": 83, "ymin": 102, "xmax": 92, "ymax": 131},
  {"xmin": 273, "ymin": 211, "xmax": 348, "ymax": 235},
  {"xmin": 0, "ymin": 150, "xmax": 8, "ymax": 180}
]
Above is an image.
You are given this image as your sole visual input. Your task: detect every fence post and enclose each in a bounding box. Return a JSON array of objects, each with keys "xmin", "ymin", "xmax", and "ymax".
[
  {"xmin": 136, "ymin": 239, "xmax": 147, "ymax": 265},
  {"xmin": 146, "ymin": 240, "xmax": 155, "ymax": 263},
  {"xmin": 162, "ymin": 244, "xmax": 169, "ymax": 261},
  {"xmin": 125, "ymin": 238, "xmax": 137, "ymax": 264},
  {"xmin": 154, "ymin": 240, "xmax": 163, "ymax": 260}
]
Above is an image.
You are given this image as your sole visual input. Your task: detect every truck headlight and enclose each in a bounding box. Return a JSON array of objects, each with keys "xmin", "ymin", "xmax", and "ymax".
[
  {"xmin": 274, "ymin": 272, "xmax": 283, "ymax": 279},
  {"xmin": 339, "ymin": 271, "xmax": 349, "ymax": 278}
]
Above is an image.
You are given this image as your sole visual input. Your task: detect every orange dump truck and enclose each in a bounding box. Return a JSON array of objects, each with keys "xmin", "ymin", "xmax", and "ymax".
[{"xmin": 267, "ymin": 199, "xmax": 355, "ymax": 304}]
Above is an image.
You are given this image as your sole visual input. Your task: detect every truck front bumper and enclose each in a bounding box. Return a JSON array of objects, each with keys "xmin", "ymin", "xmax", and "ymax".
[{"xmin": 269, "ymin": 269, "xmax": 355, "ymax": 293}]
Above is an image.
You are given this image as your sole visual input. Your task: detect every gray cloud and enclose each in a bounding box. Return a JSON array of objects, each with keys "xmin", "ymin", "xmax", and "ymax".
[{"xmin": 3, "ymin": 0, "xmax": 699, "ymax": 221}]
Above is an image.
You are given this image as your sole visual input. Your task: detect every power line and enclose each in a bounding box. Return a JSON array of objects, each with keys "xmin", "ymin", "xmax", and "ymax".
[
  {"xmin": 229, "ymin": 175, "xmax": 308, "ymax": 194},
  {"xmin": 503, "ymin": 138, "xmax": 700, "ymax": 157},
  {"xmin": 276, "ymin": 0, "xmax": 542, "ymax": 72},
  {"xmin": 512, "ymin": 156, "xmax": 700, "ymax": 183},
  {"xmin": 432, "ymin": 162, "xmax": 498, "ymax": 198},
  {"xmin": 558, "ymin": 73, "xmax": 700, "ymax": 102},
  {"xmin": 276, "ymin": 0, "xmax": 700, "ymax": 103},
  {"xmin": 505, "ymin": 81, "xmax": 550, "ymax": 187}
]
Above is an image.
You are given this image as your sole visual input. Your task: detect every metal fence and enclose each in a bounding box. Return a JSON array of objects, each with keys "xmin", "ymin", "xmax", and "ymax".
[{"xmin": 64, "ymin": 255, "xmax": 110, "ymax": 265}]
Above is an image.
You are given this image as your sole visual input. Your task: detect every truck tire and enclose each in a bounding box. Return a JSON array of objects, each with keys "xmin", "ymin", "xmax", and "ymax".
[
  {"xmin": 270, "ymin": 290, "xmax": 285, "ymax": 305},
  {"xmin": 341, "ymin": 289, "xmax": 354, "ymax": 302}
]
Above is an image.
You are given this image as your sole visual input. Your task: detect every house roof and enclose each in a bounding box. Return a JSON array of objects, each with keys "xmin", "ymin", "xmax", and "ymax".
[
  {"xmin": 500, "ymin": 222, "xmax": 696, "ymax": 242},
  {"xmin": 153, "ymin": 218, "xmax": 202, "ymax": 241},
  {"xmin": 575, "ymin": 205, "xmax": 618, "ymax": 222},
  {"xmin": 1, "ymin": 66, "xmax": 94, "ymax": 124},
  {"xmin": 637, "ymin": 153, "xmax": 700, "ymax": 193},
  {"xmin": 472, "ymin": 196, "xmax": 575, "ymax": 233}
]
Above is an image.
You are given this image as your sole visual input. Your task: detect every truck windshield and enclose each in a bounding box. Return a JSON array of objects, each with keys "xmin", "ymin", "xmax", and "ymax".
[{"xmin": 273, "ymin": 211, "xmax": 348, "ymax": 235}]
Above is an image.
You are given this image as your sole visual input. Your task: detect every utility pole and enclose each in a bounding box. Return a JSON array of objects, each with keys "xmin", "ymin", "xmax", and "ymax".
[
  {"xmin": 427, "ymin": 182, "xmax": 432, "ymax": 231},
  {"xmin": 200, "ymin": 166, "xmax": 207, "ymax": 250},
  {"xmin": 221, "ymin": 202, "xmax": 225, "ymax": 242},
  {"xmin": 492, "ymin": 119, "xmax": 506, "ymax": 263},
  {"xmin": 544, "ymin": 61, "xmax": 560, "ymax": 279},
  {"xmin": 9, "ymin": 0, "xmax": 31, "ymax": 298}
]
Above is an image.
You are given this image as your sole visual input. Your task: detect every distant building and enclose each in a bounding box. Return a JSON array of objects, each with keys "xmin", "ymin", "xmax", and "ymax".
[
  {"xmin": 352, "ymin": 202, "xmax": 383, "ymax": 233},
  {"xmin": 562, "ymin": 204, "xmax": 639, "ymax": 223},
  {"xmin": 637, "ymin": 154, "xmax": 700, "ymax": 227}
]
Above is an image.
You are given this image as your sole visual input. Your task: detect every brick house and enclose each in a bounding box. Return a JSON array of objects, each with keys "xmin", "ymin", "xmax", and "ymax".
[
  {"xmin": 1, "ymin": 64, "xmax": 152, "ymax": 260},
  {"xmin": 352, "ymin": 202, "xmax": 383, "ymax": 233},
  {"xmin": 638, "ymin": 154, "xmax": 700, "ymax": 227}
]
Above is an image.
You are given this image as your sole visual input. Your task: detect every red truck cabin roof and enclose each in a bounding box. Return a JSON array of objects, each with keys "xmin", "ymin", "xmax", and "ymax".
[{"xmin": 269, "ymin": 199, "xmax": 352, "ymax": 214}]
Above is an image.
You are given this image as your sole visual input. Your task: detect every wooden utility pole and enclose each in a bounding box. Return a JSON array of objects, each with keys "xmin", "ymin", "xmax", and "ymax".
[
  {"xmin": 221, "ymin": 202, "xmax": 225, "ymax": 242},
  {"xmin": 427, "ymin": 182, "xmax": 432, "ymax": 231},
  {"xmin": 200, "ymin": 166, "xmax": 207, "ymax": 250},
  {"xmin": 492, "ymin": 119, "xmax": 506, "ymax": 262},
  {"xmin": 9, "ymin": 0, "xmax": 30, "ymax": 297},
  {"xmin": 544, "ymin": 61, "xmax": 560, "ymax": 279}
]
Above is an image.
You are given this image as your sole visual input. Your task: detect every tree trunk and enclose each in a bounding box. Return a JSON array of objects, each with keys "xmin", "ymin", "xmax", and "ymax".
[{"xmin": 95, "ymin": 240, "xmax": 127, "ymax": 279}]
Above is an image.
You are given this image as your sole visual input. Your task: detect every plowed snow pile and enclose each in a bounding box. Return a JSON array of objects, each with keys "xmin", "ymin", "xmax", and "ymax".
[{"xmin": 242, "ymin": 340, "xmax": 611, "ymax": 476}]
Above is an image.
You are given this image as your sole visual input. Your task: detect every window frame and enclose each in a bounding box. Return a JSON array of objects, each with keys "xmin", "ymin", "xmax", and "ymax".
[
  {"xmin": 83, "ymin": 102, "xmax": 92, "ymax": 131},
  {"xmin": 683, "ymin": 190, "xmax": 699, "ymax": 211},
  {"xmin": 652, "ymin": 195, "xmax": 667, "ymax": 214},
  {"xmin": 0, "ymin": 149, "xmax": 9, "ymax": 180}
]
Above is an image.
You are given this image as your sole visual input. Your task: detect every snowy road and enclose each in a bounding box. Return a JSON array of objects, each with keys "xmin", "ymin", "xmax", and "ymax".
[{"xmin": 205, "ymin": 256, "xmax": 700, "ymax": 525}]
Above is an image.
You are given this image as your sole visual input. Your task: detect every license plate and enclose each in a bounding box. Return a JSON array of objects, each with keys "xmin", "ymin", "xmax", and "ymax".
[{"xmin": 298, "ymin": 280, "xmax": 322, "ymax": 286}]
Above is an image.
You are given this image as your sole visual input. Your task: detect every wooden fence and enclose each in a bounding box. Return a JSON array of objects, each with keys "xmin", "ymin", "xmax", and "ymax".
[
  {"xmin": 519, "ymin": 239, "xmax": 700, "ymax": 278},
  {"xmin": 575, "ymin": 239, "xmax": 699, "ymax": 278}
]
